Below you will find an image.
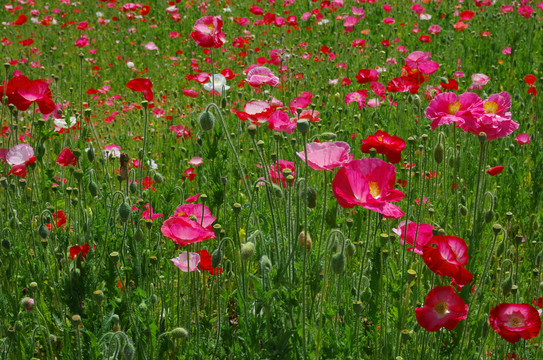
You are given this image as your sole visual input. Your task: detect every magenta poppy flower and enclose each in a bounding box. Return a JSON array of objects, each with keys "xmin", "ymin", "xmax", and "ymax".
[
  {"xmin": 515, "ymin": 133, "xmax": 530, "ymax": 145},
  {"xmin": 170, "ymin": 125, "xmax": 191, "ymax": 139},
  {"xmin": 246, "ymin": 66, "xmax": 280, "ymax": 87},
  {"xmin": 393, "ymin": 221, "xmax": 434, "ymax": 254},
  {"xmin": 289, "ymin": 92, "xmax": 313, "ymax": 114},
  {"xmin": 415, "ymin": 286, "xmax": 468, "ymax": 332},
  {"xmin": 171, "ymin": 252, "xmax": 201, "ymax": 272},
  {"xmin": 405, "ymin": 51, "xmax": 440, "ymax": 75},
  {"xmin": 459, "ymin": 92, "xmax": 518, "ymax": 141},
  {"xmin": 422, "ymin": 236, "xmax": 473, "ymax": 286},
  {"xmin": 425, "ymin": 92, "xmax": 485, "ymax": 130},
  {"xmin": 162, "ymin": 216, "xmax": 216, "ymax": 247},
  {"xmin": 489, "ymin": 303, "xmax": 541, "ymax": 343},
  {"xmin": 268, "ymin": 110, "xmax": 296, "ymax": 134},
  {"xmin": 269, "ymin": 160, "xmax": 296, "ymax": 188},
  {"xmin": 332, "ymin": 158, "xmax": 405, "ymax": 218},
  {"xmin": 173, "ymin": 204, "xmax": 216, "ymax": 229},
  {"xmin": 6, "ymin": 144, "xmax": 35, "ymax": 165},
  {"xmin": 190, "ymin": 16, "xmax": 226, "ymax": 48},
  {"xmin": 345, "ymin": 90, "xmax": 368, "ymax": 110},
  {"xmin": 296, "ymin": 141, "xmax": 353, "ymax": 171}
]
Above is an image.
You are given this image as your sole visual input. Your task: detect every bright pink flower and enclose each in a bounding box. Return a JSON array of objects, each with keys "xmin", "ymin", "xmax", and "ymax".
[
  {"xmin": 489, "ymin": 303, "xmax": 541, "ymax": 343},
  {"xmin": 188, "ymin": 157, "xmax": 203, "ymax": 167},
  {"xmin": 428, "ymin": 25, "xmax": 441, "ymax": 35},
  {"xmin": 415, "ymin": 286, "xmax": 468, "ymax": 332},
  {"xmin": 405, "ymin": 51, "xmax": 440, "ymax": 74},
  {"xmin": 332, "ymin": 158, "xmax": 405, "ymax": 218},
  {"xmin": 422, "ymin": 236, "xmax": 473, "ymax": 286},
  {"xmin": 170, "ymin": 125, "xmax": 191, "ymax": 139},
  {"xmin": 8, "ymin": 164, "xmax": 27, "ymax": 177},
  {"xmin": 289, "ymin": 92, "xmax": 313, "ymax": 114},
  {"xmin": 515, "ymin": 133, "xmax": 530, "ymax": 145},
  {"xmin": 162, "ymin": 204, "xmax": 216, "ymax": 247},
  {"xmin": 268, "ymin": 110, "xmax": 296, "ymax": 134},
  {"xmin": 174, "ymin": 204, "xmax": 216, "ymax": 229},
  {"xmin": 518, "ymin": 6, "xmax": 534, "ymax": 19},
  {"xmin": 459, "ymin": 92, "xmax": 518, "ymax": 141},
  {"xmin": 143, "ymin": 41, "xmax": 158, "ymax": 51},
  {"xmin": 57, "ymin": 148, "xmax": 77, "ymax": 167},
  {"xmin": 468, "ymin": 73, "xmax": 490, "ymax": 90},
  {"xmin": 190, "ymin": 16, "xmax": 226, "ymax": 48},
  {"xmin": 269, "ymin": 160, "xmax": 296, "ymax": 188},
  {"xmin": 425, "ymin": 92, "xmax": 485, "ymax": 130},
  {"xmin": 171, "ymin": 252, "xmax": 201, "ymax": 272},
  {"xmin": 295, "ymin": 109, "xmax": 321, "ymax": 123},
  {"xmin": 393, "ymin": 221, "xmax": 434, "ymax": 254},
  {"xmin": 6, "ymin": 144, "xmax": 35, "ymax": 166},
  {"xmin": 142, "ymin": 203, "xmax": 163, "ymax": 220},
  {"xmin": 296, "ymin": 141, "xmax": 353, "ymax": 171},
  {"xmin": 345, "ymin": 90, "xmax": 368, "ymax": 110},
  {"xmin": 246, "ymin": 66, "xmax": 280, "ymax": 87},
  {"xmin": 502, "ymin": 47, "xmax": 512, "ymax": 55}
]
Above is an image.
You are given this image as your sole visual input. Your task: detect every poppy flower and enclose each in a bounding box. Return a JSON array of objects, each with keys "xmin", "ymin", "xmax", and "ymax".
[
  {"xmin": 393, "ymin": 221, "xmax": 434, "ymax": 255},
  {"xmin": 12, "ymin": 14, "xmax": 28, "ymax": 26},
  {"xmin": 289, "ymin": 92, "xmax": 313, "ymax": 114},
  {"xmin": 415, "ymin": 286, "xmax": 468, "ymax": 332},
  {"xmin": 268, "ymin": 110, "xmax": 296, "ymax": 134},
  {"xmin": 170, "ymin": 125, "xmax": 191, "ymax": 139},
  {"xmin": 345, "ymin": 90, "xmax": 368, "ymax": 110},
  {"xmin": 203, "ymin": 74, "xmax": 230, "ymax": 95},
  {"xmin": 237, "ymin": 100, "xmax": 277, "ymax": 124},
  {"xmin": 57, "ymin": 148, "xmax": 77, "ymax": 167},
  {"xmin": 355, "ymin": 69, "xmax": 379, "ymax": 84},
  {"xmin": 405, "ymin": 51, "xmax": 439, "ymax": 74},
  {"xmin": 487, "ymin": 166, "xmax": 504, "ymax": 176},
  {"xmin": 162, "ymin": 204, "xmax": 217, "ymax": 247},
  {"xmin": 171, "ymin": 252, "xmax": 201, "ymax": 272},
  {"xmin": 8, "ymin": 164, "xmax": 28, "ymax": 178},
  {"xmin": 332, "ymin": 158, "xmax": 405, "ymax": 219},
  {"xmin": 468, "ymin": 73, "xmax": 490, "ymax": 90},
  {"xmin": 360, "ymin": 130, "xmax": 406, "ymax": 164},
  {"xmin": 296, "ymin": 141, "xmax": 353, "ymax": 171},
  {"xmin": 515, "ymin": 133, "xmax": 530, "ymax": 145},
  {"xmin": 0, "ymin": 75, "xmax": 56, "ymax": 114},
  {"xmin": 524, "ymin": 75, "xmax": 537, "ymax": 86},
  {"xmin": 190, "ymin": 16, "xmax": 226, "ymax": 48},
  {"xmin": 459, "ymin": 92, "xmax": 518, "ymax": 141},
  {"xmin": 269, "ymin": 160, "xmax": 296, "ymax": 188},
  {"xmin": 199, "ymin": 249, "xmax": 223, "ymax": 275},
  {"xmin": 386, "ymin": 76, "xmax": 419, "ymax": 94},
  {"xmin": 246, "ymin": 66, "xmax": 280, "ymax": 87},
  {"xmin": 425, "ymin": 92, "xmax": 485, "ymax": 130},
  {"xmin": 422, "ymin": 236, "xmax": 473, "ymax": 286},
  {"xmin": 126, "ymin": 78, "xmax": 154, "ymax": 103},
  {"xmin": 142, "ymin": 203, "xmax": 163, "ymax": 220},
  {"xmin": 6, "ymin": 144, "xmax": 35, "ymax": 166},
  {"xmin": 489, "ymin": 303, "xmax": 541, "ymax": 343},
  {"xmin": 68, "ymin": 244, "xmax": 94, "ymax": 261}
]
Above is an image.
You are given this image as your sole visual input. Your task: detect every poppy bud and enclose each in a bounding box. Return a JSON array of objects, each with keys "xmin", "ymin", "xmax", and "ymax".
[
  {"xmin": 129, "ymin": 181, "xmax": 137, "ymax": 194},
  {"xmin": 433, "ymin": 143, "xmax": 444, "ymax": 164},
  {"xmin": 484, "ymin": 210, "xmax": 494, "ymax": 223},
  {"xmin": 221, "ymin": 97, "xmax": 227, "ymax": 109},
  {"xmin": 260, "ymin": 255, "xmax": 272, "ymax": 273},
  {"xmin": 345, "ymin": 240, "xmax": 355, "ymax": 257},
  {"xmin": 21, "ymin": 297, "xmax": 34, "ymax": 311},
  {"xmin": 502, "ymin": 276, "xmax": 513, "ymax": 297},
  {"xmin": 320, "ymin": 132, "xmax": 337, "ymax": 141},
  {"xmin": 331, "ymin": 252, "xmax": 346, "ymax": 274},
  {"xmin": 122, "ymin": 342, "xmax": 136, "ymax": 360},
  {"xmin": 297, "ymin": 119, "xmax": 309, "ymax": 136},
  {"xmin": 38, "ymin": 224, "xmax": 50, "ymax": 239},
  {"xmin": 211, "ymin": 248, "xmax": 223, "ymax": 268},
  {"xmin": 153, "ymin": 172, "xmax": 164, "ymax": 184},
  {"xmin": 87, "ymin": 147, "xmax": 94, "ymax": 162},
  {"xmin": 299, "ymin": 231, "xmax": 312, "ymax": 251},
  {"xmin": 492, "ymin": 223, "xmax": 502, "ymax": 235},
  {"xmin": 241, "ymin": 242, "xmax": 255, "ymax": 261},
  {"xmin": 353, "ymin": 301, "xmax": 363, "ymax": 315},
  {"xmin": 271, "ymin": 183, "xmax": 283, "ymax": 198},
  {"xmin": 134, "ymin": 228, "xmax": 144, "ymax": 242},
  {"xmin": 138, "ymin": 301, "xmax": 147, "ymax": 313},
  {"xmin": 460, "ymin": 205, "xmax": 467, "ymax": 217},
  {"xmin": 199, "ymin": 111, "xmax": 215, "ymax": 132},
  {"xmin": 118, "ymin": 200, "xmax": 131, "ymax": 223},
  {"xmin": 88, "ymin": 180, "xmax": 98, "ymax": 197},
  {"xmin": 171, "ymin": 327, "xmax": 188, "ymax": 339},
  {"xmin": 303, "ymin": 186, "xmax": 317, "ymax": 209}
]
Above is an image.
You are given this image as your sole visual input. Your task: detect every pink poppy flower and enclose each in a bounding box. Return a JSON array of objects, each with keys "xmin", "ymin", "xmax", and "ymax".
[
  {"xmin": 425, "ymin": 92, "xmax": 485, "ymax": 130},
  {"xmin": 246, "ymin": 66, "xmax": 280, "ymax": 87},
  {"xmin": 8, "ymin": 164, "xmax": 28, "ymax": 177},
  {"xmin": 415, "ymin": 286, "xmax": 468, "ymax": 332},
  {"xmin": 459, "ymin": 92, "xmax": 519, "ymax": 141},
  {"xmin": 162, "ymin": 204, "xmax": 216, "ymax": 247},
  {"xmin": 296, "ymin": 141, "xmax": 353, "ymax": 171},
  {"xmin": 171, "ymin": 252, "xmax": 201, "ymax": 272},
  {"xmin": 515, "ymin": 133, "xmax": 530, "ymax": 145},
  {"xmin": 170, "ymin": 125, "xmax": 191, "ymax": 139},
  {"xmin": 142, "ymin": 203, "xmax": 163, "ymax": 220},
  {"xmin": 268, "ymin": 110, "xmax": 296, "ymax": 134},
  {"xmin": 289, "ymin": 92, "xmax": 313, "ymax": 114},
  {"xmin": 393, "ymin": 221, "xmax": 434, "ymax": 254},
  {"xmin": 489, "ymin": 303, "xmax": 541, "ymax": 343},
  {"xmin": 238, "ymin": 100, "xmax": 276, "ymax": 124},
  {"xmin": 405, "ymin": 51, "xmax": 440, "ymax": 75},
  {"xmin": 185, "ymin": 194, "xmax": 200, "ymax": 203},
  {"xmin": 295, "ymin": 109, "xmax": 321, "ymax": 123},
  {"xmin": 502, "ymin": 47, "xmax": 511, "ymax": 55},
  {"xmin": 143, "ymin": 41, "xmax": 158, "ymax": 51},
  {"xmin": 6, "ymin": 144, "xmax": 35, "ymax": 165},
  {"xmin": 269, "ymin": 160, "xmax": 296, "ymax": 188},
  {"xmin": 345, "ymin": 90, "xmax": 368, "ymax": 110},
  {"xmin": 190, "ymin": 16, "xmax": 226, "ymax": 48},
  {"xmin": 188, "ymin": 157, "xmax": 203, "ymax": 167},
  {"xmin": 422, "ymin": 236, "xmax": 473, "ymax": 286},
  {"xmin": 428, "ymin": 25, "xmax": 441, "ymax": 34},
  {"xmin": 332, "ymin": 158, "xmax": 405, "ymax": 218},
  {"xmin": 468, "ymin": 73, "xmax": 490, "ymax": 90}
]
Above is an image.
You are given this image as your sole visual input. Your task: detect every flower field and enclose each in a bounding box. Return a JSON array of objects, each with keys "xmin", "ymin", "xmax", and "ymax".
[{"xmin": 1, "ymin": 0, "xmax": 543, "ymax": 359}]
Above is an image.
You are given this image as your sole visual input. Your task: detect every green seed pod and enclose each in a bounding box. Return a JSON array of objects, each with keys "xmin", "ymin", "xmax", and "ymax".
[
  {"xmin": 153, "ymin": 172, "xmax": 164, "ymax": 184},
  {"xmin": 260, "ymin": 255, "xmax": 272, "ymax": 273},
  {"xmin": 199, "ymin": 111, "xmax": 215, "ymax": 132},
  {"xmin": 460, "ymin": 205, "xmax": 468, "ymax": 217},
  {"xmin": 320, "ymin": 132, "xmax": 337, "ymax": 141},
  {"xmin": 331, "ymin": 252, "xmax": 346, "ymax": 274},
  {"xmin": 118, "ymin": 200, "xmax": 131, "ymax": 223},
  {"xmin": 88, "ymin": 180, "xmax": 98, "ymax": 197},
  {"xmin": 211, "ymin": 248, "xmax": 223, "ymax": 268},
  {"xmin": 345, "ymin": 240, "xmax": 356, "ymax": 258},
  {"xmin": 170, "ymin": 327, "xmax": 188, "ymax": 339},
  {"xmin": 241, "ymin": 242, "xmax": 255, "ymax": 261},
  {"xmin": 433, "ymin": 143, "xmax": 444, "ymax": 164},
  {"xmin": 38, "ymin": 224, "xmax": 50, "ymax": 239},
  {"xmin": 297, "ymin": 119, "xmax": 309, "ymax": 135}
]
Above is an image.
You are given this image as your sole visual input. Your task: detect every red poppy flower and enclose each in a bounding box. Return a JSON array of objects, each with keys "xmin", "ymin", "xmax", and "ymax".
[
  {"xmin": 524, "ymin": 74, "xmax": 536, "ymax": 86},
  {"xmin": 355, "ymin": 69, "xmax": 379, "ymax": 84},
  {"xmin": 422, "ymin": 236, "xmax": 473, "ymax": 286},
  {"xmin": 487, "ymin": 166, "xmax": 504, "ymax": 176},
  {"xmin": 0, "ymin": 75, "xmax": 56, "ymax": 114},
  {"xmin": 12, "ymin": 14, "xmax": 27, "ymax": 26},
  {"xmin": 440, "ymin": 78, "xmax": 459, "ymax": 91},
  {"xmin": 199, "ymin": 249, "xmax": 223, "ymax": 275},
  {"xmin": 190, "ymin": 16, "xmax": 226, "ymax": 48},
  {"xmin": 360, "ymin": 130, "xmax": 406, "ymax": 164},
  {"xmin": 126, "ymin": 78, "xmax": 154, "ymax": 103},
  {"xmin": 386, "ymin": 76, "xmax": 419, "ymax": 94},
  {"xmin": 57, "ymin": 148, "xmax": 77, "ymax": 167},
  {"xmin": 415, "ymin": 286, "xmax": 468, "ymax": 331},
  {"xmin": 489, "ymin": 303, "xmax": 541, "ymax": 343},
  {"xmin": 8, "ymin": 164, "xmax": 28, "ymax": 177},
  {"xmin": 68, "ymin": 244, "xmax": 94, "ymax": 261}
]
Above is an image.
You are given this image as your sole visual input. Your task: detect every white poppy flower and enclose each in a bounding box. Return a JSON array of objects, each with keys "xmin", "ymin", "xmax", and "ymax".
[{"xmin": 203, "ymin": 74, "xmax": 230, "ymax": 95}]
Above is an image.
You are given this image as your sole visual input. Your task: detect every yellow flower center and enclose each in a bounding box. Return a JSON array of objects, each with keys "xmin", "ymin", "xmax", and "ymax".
[
  {"xmin": 483, "ymin": 101, "xmax": 498, "ymax": 114},
  {"xmin": 434, "ymin": 301, "xmax": 449, "ymax": 316},
  {"xmin": 506, "ymin": 315, "xmax": 525, "ymax": 328},
  {"xmin": 377, "ymin": 136, "xmax": 383, "ymax": 142},
  {"xmin": 369, "ymin": 181, "xmax": 381, "ymax": 199},
  {"xmin": 206, "ymin": 23, "xmax": 215, "ymax": 31},
  {"xmin": 447, "ymin": 101, "xmax": 462, "ymax": 115}
]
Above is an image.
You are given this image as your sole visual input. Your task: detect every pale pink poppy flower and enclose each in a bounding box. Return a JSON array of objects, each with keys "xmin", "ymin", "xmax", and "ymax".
[
  {"xmin": 352, "ymin": 6, "xmax": 365, "ymax": 16},
  {"xmin": 171, "ymin": 252, "xmax": 201, "ymax": 272},
  {"xmin": 246, "ymin": 66, "xmax": 280, "ymax": 87},
  {"xmin": 425, "ymin": 92, "xmax": 485, "ymax": 130},
  {"xmin": 244, "ymin": 100, "xmax": 275, "ymax": 123},
  {"xmin": 468, "ymin": 73, "xmax": 490, "ymax": 90},
  {"xmin": 188, "ymin": 157, "xmax": 203, "ymax": 167},
  {"xmin": 6, "ymin": 144, "xmax": 34, "ymax": 165},
  {"xmin": 453, "ymin": 71, "xmax": 465, "ymax": 78},
  {"xmin": 428, "ymin": 25, "xmax": 441, "ymax": 34},
  {"xmin": 104, "ymin": 144, "xmax": 121, "ymax": 158},
  {"xmin": 515, "ymin": 133, "xmax": 530, "ymax": 145},
  {"xmin": 296, "ymin": 141, "xmax": 353, "ymax": 171},
  {"xmin": 367, "ymin": 98, "xmax": 381, "ymax": 107},
  {"xmin": 144, "ymin": 42, "xmax": 158, "ymax": 51}
]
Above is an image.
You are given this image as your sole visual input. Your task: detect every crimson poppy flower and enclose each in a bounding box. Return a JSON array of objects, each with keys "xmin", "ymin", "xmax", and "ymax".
[
  {"xmin": 199, "ymin": 249, "xmax": 223, "ymax": 275},
  {"xmin": 415, "ymin": 286, "xmax": 468, "ymax": 331},
  {"xmin": 8, "ymin": 164, "xmax": 27, "ymax": 177},
  {"xmin": 332, "ymin": 158, "xmax": 405, "ymax": 218},
  {"xmin": 68, "ymin": 244, "xmax": 94, "ymax": 261},
  {"xmin": 524, "ymin": 75, "xmax": 537, "ymax": 86},
  {"xmin": 360, "ymin": 130, "xmax": 406, "ymax": 164},
  {"xmin": 355, "ymin": 69, "xmax": 379, "ymax": 84},
  {"xmin": 489, "ymin": 303, "xmax": 541, "ymax": 343},
  {"xmin": 386, "ymin": 76, "xmax": 419, "ymax": 94},
  {"xmin": 126, "ymin": 78, "xmax": 154, "ymax": 103},
  {"xmin": 0, "ymin": 75, "xmax": 55, "ymax": 114},
  {"xmin": 57, "ymin": 148, "xmax": 77, "ymax": 167},
  {"xmin": 515, "ymin": 133, "xmax": 530, "ymax": 145},
  {"xmin": 422, "ymin": 236, "xmax": 473, "ymax": 286},
  {"xmin": 190, "ymin": 16, "xmax": 226, "ymax": 48},
  {"xmin": 12, "ymin": 14, "xmax": 27, "ymax": 26},
  {"xmin": 487, "ymin": 166, "xmax": 504, "ymax": 176}
]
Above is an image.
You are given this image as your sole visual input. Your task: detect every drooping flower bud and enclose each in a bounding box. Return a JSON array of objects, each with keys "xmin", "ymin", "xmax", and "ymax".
[
  {"xmin": 241, "ymin": 242, "xmax": 255, "ymax": 261},
  {"xmin": 199, "ymin": 111, "xmax": 216, "ymax": 132}
]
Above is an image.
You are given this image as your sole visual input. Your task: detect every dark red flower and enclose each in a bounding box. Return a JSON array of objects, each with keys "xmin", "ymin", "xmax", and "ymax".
[
  {"xmin": 355, "ymin": 69, "xmax": 379, "ymax": 84},
  {"xmin": 12, "ymin": 14, "xmax": 27, "ymax": 26},
  {"xmin": 422, "ymin": 236, "xmax": 473, "ymax": 286},
  {"xmin": 440, "ymin": 78, "xmax": 459, "ymax": 91},
  {"xmin": 56, "ymin": 148, "xmax": 77, "ymax": 167},
  {"xmin": 199, "ymin": 249, "xmax": 223, "ymax": 275},
  {"xmin": 487, "ymin": 166, "xmax": 504, "ymax": 176},
  {"xmin": 360, "ymin": 130, "xmax": 406, "ymax": 164}
]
